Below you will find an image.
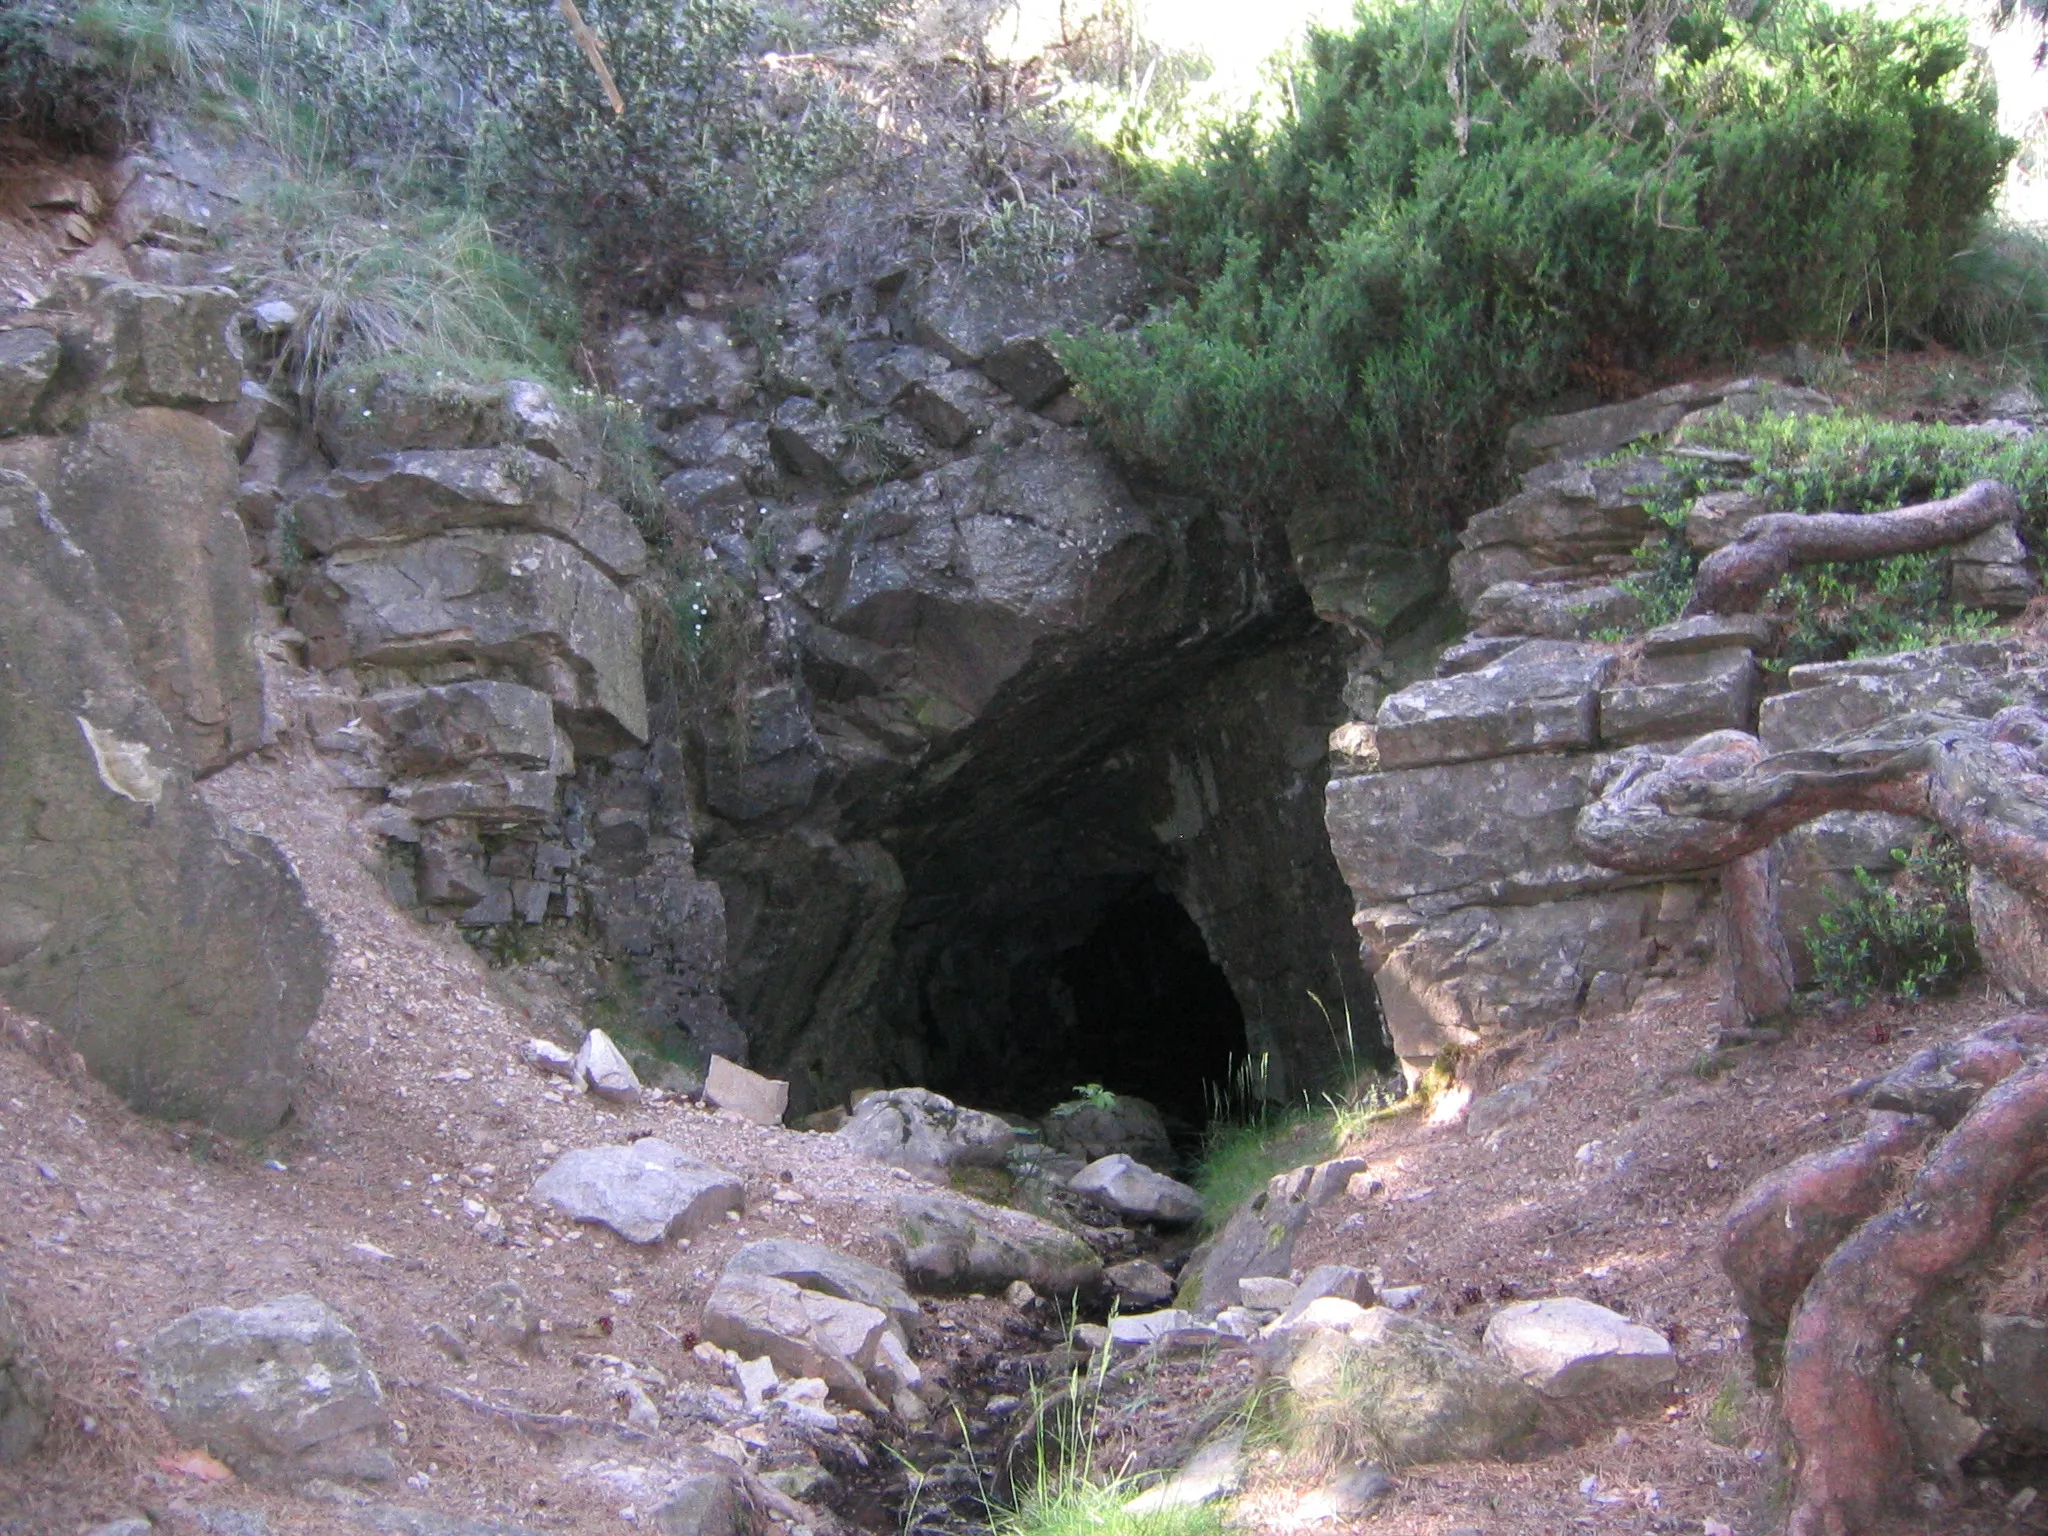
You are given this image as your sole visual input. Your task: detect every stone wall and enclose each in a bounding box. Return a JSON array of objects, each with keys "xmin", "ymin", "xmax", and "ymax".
[{"xmin": 1325, "ymin": 381, "xmax": 2042, "ymax": 1081}]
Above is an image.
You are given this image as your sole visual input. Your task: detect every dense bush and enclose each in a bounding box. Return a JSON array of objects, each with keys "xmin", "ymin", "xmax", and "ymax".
[
  {"xmin": 1058, "ymin": 0, "xmax": 2010, "ymax": 538},
  {"xmin": 1806, "ymin": 832, "xmax": 1977, "ymax": 1004}
]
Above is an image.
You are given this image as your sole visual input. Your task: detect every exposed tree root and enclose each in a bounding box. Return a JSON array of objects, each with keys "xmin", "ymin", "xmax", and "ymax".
[
  {"xmin": 1684, "ymin": 479, "xmax": 2018, "ymax": 616},
  {"xmin": 1779, "ymin": 1056, "xmax": 2048, "ymax": 1535}
]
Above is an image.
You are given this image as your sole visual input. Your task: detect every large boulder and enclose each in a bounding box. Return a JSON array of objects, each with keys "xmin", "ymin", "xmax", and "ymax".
[
  {"xmin": 1482, "ymin": 1297, "xmax": 1676, "ymax": 1397},
  {"xmin": 0, "ymin": 1283, "xmax": 50, "ymax": 1464},
  {"xmin": 141, "ymin": 1296, "xmax": 394, "ymax": 1483},
  {"xmin": 886, "ymin": 1191, "xmax": 1101, "ymax": 1298},
  {"xmin": 291, "ymin": 531, "xmax": 647, "ymax": 750},
  {"xmin": 48, "ymin": 408, "xmax": 265, "ymax": 772},
  {"xmin": 0, "ymin": 471, "xmax": 329, "ymax": 1134},
  {"xmin": 1176, "ymin": 1169, "xmax": 1313, "ymax": 1315},
  {"xmin": 1279, "ymin": 1308, "xmax": 1541, "ymax": 1467},
  {"xmin": 720, "ymin": 1239, "xmax": 921, "ymax": 1336},
  {"xmin": 528, "ymin": 1139, "xmax": 742, "ymax": 1244},
  {"xmin": 700, "ymin": 1270, "xmax": 894, "ymax": 1415},
  {"xmin": 835, "ymin": 1088, "xmax": 1016, "ymax": 1182}
]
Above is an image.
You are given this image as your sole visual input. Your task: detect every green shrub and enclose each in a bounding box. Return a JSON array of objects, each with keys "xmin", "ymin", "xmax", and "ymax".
[
  {"xmin": 1806, "ymin": 832, "xmax": 1977, "ymax": 1005},
  {"xmin": 1059, "ymin": 0, "xmax": 2009, "ymax": 544},
  {"xmin": 1765, "ymin": 554, "xmax": 1997, "ymax": 668}
]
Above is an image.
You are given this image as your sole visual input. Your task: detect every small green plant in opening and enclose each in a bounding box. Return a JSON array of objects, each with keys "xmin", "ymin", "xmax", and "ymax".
[
  {"xmin": 1805, "ymin": 832, "xmax": 1977, "ymax": 1005},
  {"xmin": 1073, "ymin": 1083, "xmax": 1118, "ymax": 1111}
]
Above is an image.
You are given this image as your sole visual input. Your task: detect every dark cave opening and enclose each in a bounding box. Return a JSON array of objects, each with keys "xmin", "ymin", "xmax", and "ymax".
[{"xmin": 1055, "ymin": 888, "xmax": 1248, "ymax": 1131}]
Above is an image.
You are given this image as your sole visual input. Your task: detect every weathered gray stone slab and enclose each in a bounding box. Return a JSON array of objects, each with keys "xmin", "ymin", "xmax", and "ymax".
[
  {"xmin": 1758, "ymin": 641, "xmax": 2044, "ymax": 753},
  {"xmin": 528, "ymin": 1139, "xmax": 741, "ymax": 1243},
  {"xmin": 1068, "ymin": 1154, "xmax": 1203, "ymax": 1226},
  {"xmin": 316, "ymin": 371, "xmax": 591, "ymax": 471},
  {"xmin": 1599, "ymin": 647, "xmax": 1755, "ymax": 745},
  {"xmin": 721, "ymin": 1239, "xmax": 922, "ymax": 1335},
  {"xmin": 1467, "ymin": 579, "xmax": 1641, "ymax": 639},
  {"xmin": 368, "ymin": 680, "xmax": 558, "ymax": 774},
  {"xmin": 836, "ymin": 1087, "xmax": 1015, "ymax": 1181},
  {"xmin": 292, "ymin": 532, "xmax": 648, "ymax": 749},
  {"xmin": 1483, "ymin": 1297, "xmax": 1675, "ymax": 1397},
  {"xmin": 700, "ymin": 1271, "xmax": 891, "ymax": 1414},
  {"xmin": 1358, "ymin": 890, "xmax": 1658, "ymax": 1071},
  {"xmin": 1375, "ymin": 642, "xmax": 1612, "ymax": 768},
  {"xmin": 1639, "ymin": 613, "xmax": 1776, "ymax": 657},
  {"xmin": 1504, "ymin": 383, "xmax": 1720, "ymax": 471},
  {"xmin": 35, "ymin": 274, "xmax": 244, "ymax": 425},
  {"xmin": 292, "ymin": 447, "xmax": 647, "ymax": 579},
  {"xmin": 1326, "ymin": 752, "xmax": 1624, "ymax": 907},
  {"xmin": 50, "ymin": 408, "xmax": 264, "ymax": 771}
]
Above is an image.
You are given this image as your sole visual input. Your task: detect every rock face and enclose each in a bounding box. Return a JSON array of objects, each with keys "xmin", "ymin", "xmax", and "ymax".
[
  {"xmin": 1279, "ymin": 1307, "xmax": 1541, "ymax": 1466},
  {"xmin": 886, "ymin": 1191, "xmax": 1102, "ymax": 1297},
  {"xmin": 1482, "ymin": 1298, "xmax": 1677, "ymax": 1397},
  {"xmin": 0, "ymin": 1284, "xmax": 50, "ymax": 1465},
  {"xmin": 141, "ymin": 1296, "xmax": 394, "ymax": 1483},
  {"xmin": 835, "ymin": 1088, "xmax": 1016, "ymax": 1182},
  {"xmin": 528, "ymin": 1139, "xmax": 743, "ymax": 1244},
  {"xmin": 1068, "ymin": 1154, "xmax": 1203, "ymax": 1226},
  {"xmin": 0, "ymin": 470, "xmax": 328, "ymax": 1134}
]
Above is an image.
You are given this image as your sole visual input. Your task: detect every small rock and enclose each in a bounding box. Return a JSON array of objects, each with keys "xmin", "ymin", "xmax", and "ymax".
[
  {"xmin": 528, "ymin": 1139, "xmax": 743, "ymax": 1244},
  {"xmin": 1067, "ymin": 1154, "xmax": 1203, "ymax": 1226},
  {"xmin": 81, "ymin": 1521, "xmax": 154, "ymax": 1536},
  {"xmin": 1073, "ymin": 1324, "xmax": 1111, "ymax": 1353},
  {"xmin": 1004, "ymin": 1280, "xmax": 1039, "ymax": 1309},
  {"xmin": 1264, "ymin": 1296, "xmax": 1372, "ymax": 1338},
  {"xmin": 885, "ymin": 1191, "xmax": 1101, "ymax": 1297},
  {"xmin": 704, "ymin": 1055, "xmax": 789, "ymax": 1127},
  {"xmin": 1379, "ymin": 1285, "xmax": 1426, "ymax": 1311},
  {"xmin": 1238, "ymin": 1276, "xmax": 1298, "ymax": 1311},
  {"xmin": 648, "ymin": 1449, "xmax": 751, "ymax": 1536},
  {"xmin": 699, "ymin": 1272, "xmax": 894, "ymax": 1416},
  {"xmin": 1482, "ymin": 1297, "xmax": 1676, "ymax": 1397},
  {"xmin": 248, "ymin": 299, "xmax": 299, "ymax": 334},
  {"xmin": 1325, "ymin": 1460, "xmax": 1394, "ymax": 1515},
  {"xmin": 1125, "ymin": 1432, "xmax": 1244, "ymax": 1514},
  {"xmin": 1108, "ymin": 1309, "xmax": 1203, "ymax": 1347},
  {"xmin": 720, "ymin": 1239, "xmax": 922, "ymax": 1335},
  {"xmin": 422, "ymin": 1322, "xmax": 467, "ymax": 1363},
  {"xmin": 733, "ymin": 1354, "xmax": 777, "ymax": 1413},
  {"xmin": 1270, "ymin": 1265, "xmax": 1376, "ymax": 1329},
  {"xmin": 462, "ymin": 1281, "xmax": 540, "ymax": 1353},
  {"xmin": 1105, "ymin": 1260, "xmax": 1175, "ymax": 1308},
  {"xmin": 520, "ymin": 1038, "xmax": 575, "ymax": 1077},
  {"xmin": 571, "ymin": 1029, "xmax": 641, "ymax": 1101}
]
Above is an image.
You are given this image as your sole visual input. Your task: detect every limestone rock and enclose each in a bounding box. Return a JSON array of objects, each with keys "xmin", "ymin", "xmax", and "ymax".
[
  {"xmin": 1273, "ymin": 1265, "xmax": 1376, "ymax": 1327},
  {"xmin": 1758, "ymin": 640, "xmax": 2045, "ymax": 754},
  {"xmin": 1375, "ymin": 642, "xmax": 1612, "ymax": 768},
  {"xmin": 706, "ymin": 1055, "xmax": 790, "ymax": 1127},
  {"xmin": 291, "ymin": 531, "xmax": 648, "ymax": 750},
  {"xmin": 1482, "ymin": 1297, "xmax": 1676, "ymax": 1397},
  {"xmin": 0, "ymin": 328, "xmax": 60, "ymax": 433},
  {"xmin": 1639, "ymin": 613, "xmax": 1776, "ymax": 657},
  {"xmin": 462, "ymin": 1281, "xmax": 540, "ymax": 1354},
  {"xmin": 836, "ymin": 1088, "xmax": 1015, "ymax": 1181},
  {"xmin": 1949, "ymin": 521, "xmax": 2038, "ymax": 611},
  {"xmin": 367, "ymin": 680, "xmax": 565, "ymax": 823},
  {"xmin": 315, "ymin": 371, "xmax": 592, "ymax": 473},
  {"xmin": 35, "ymin": 274, "xmax": 244, "ymax": 423},
  {"xmin": 1326, "ymin": 750, "xmax": 1622, "ymax": 908},
  {"xmin": 720, "ymin": 1239, "xmax": 922, "ymax": 1336},
  {"xmin": 1108, "ymin": 1309, "xmax": 1204, "ymax": 1347},
  {"xmin": 886, "ymin": 1191, "xmax": 1102, "ymax": 1297},
  {"xmin": 1176, "ymin": 1171, "xmax": 1313, "ymax": 1315},
  {"xmin": 1238, "ymin": 1276, "xmax": 1297, "ymax": 1311},
  {"xmin": 1467, "ymin": 578, "xmax": 1642, "ymax": 640},
  {"xmin": 0, "ymin": 1284, "xmax": 50, "ymax": 1464},
  {"xmin": 50, "ymin": 408, "xmax": 264, "ymax": 771},
  {"xmin": 700, "ymin": 1270, "xmax": 892, "ymax": 1415},
  {"xmin": 649, "ymin": 1449, "xmax": 755, "ymax": 1536},
  {"xmin": 1068, "ymin": 1154, "xmax": 1203, "ymax": 1226},
  {"xmin": 1041, "ymin": 1094, "xmax": 1173, "ymax": 1170},
  {"xmin": 141, "ymin": 1295, "xmax": 394, "ymax": 1483},
  {"xmin": 292, "ymin": 447, "xmax": 647, "ymax": 579},
  {"xmin": 0, "ymin": 471, "xmax": 328, "ymax": 1134},
  {"xmin": 1281, "ymin": 1307, "xmax": 1541, "ymax": 1466},
  {"xmin": 528, "ymin": 1139, "xmax": 742, "ymax": 1244},
  {"xmin": 1357, "ymin": 892, "xmax": 1657, "ymax": 1075},
  {"xmin": 1105, "ymin": 1260, "xmax": 1175, "ymax": 1308},
  {"xmin": 1599, "ymin": 647, "xmax": 1756, "ymax": 746},
  {"xmin": 571, "ymin": 1029, "xmax": 642, "ymax": 1101},
  {"xmin": 1124, "ymin": 1432, "xmax": 1243, "ymax": 1514}
]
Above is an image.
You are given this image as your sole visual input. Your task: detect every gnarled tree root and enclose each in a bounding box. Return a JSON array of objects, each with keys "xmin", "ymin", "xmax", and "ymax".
[
  {"xmin": 1685, "ymin": 479, "xmax": 2018, "ymax": 617},
  {"xmin": 1779, "ymin": 1056, "xmax": 2048, "ymax": 1536}
]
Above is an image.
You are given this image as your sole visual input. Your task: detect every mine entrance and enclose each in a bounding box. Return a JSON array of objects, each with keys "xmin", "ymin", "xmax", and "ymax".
[{"xmin": 1054, "ymin": 887, "xmax": 1248, "ymax": 1133}]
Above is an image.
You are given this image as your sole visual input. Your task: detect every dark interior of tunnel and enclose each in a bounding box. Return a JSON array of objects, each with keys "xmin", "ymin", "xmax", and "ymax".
[{"xmin": 919, "ymin": 883, "xmax": 1249, "ymax": 1143}]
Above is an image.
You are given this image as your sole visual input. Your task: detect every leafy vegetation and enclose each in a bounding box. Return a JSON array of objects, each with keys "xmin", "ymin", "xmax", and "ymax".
[
  {"xmin": 1059, "ymin": 0, "xmax": 2010, "ymax": 550},
  {"xmin": 1806, "ymin": 831, "xmax": 1978, "ymax": 1005},
  {"xmin": 1608, "ymin": 407, "xmax": 2048, "ymax": 659}
]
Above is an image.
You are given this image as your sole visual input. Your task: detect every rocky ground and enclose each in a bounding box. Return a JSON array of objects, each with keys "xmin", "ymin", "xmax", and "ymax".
[{"xmin": 0, "ymin": 738, "xmax": 2041, "ymax": 1535}]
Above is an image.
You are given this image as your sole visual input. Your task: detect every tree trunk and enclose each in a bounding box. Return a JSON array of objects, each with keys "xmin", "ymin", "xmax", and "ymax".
[{"xmin": 1685, "ymin": 479, "xmax": 2018, "ymax": 616}]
